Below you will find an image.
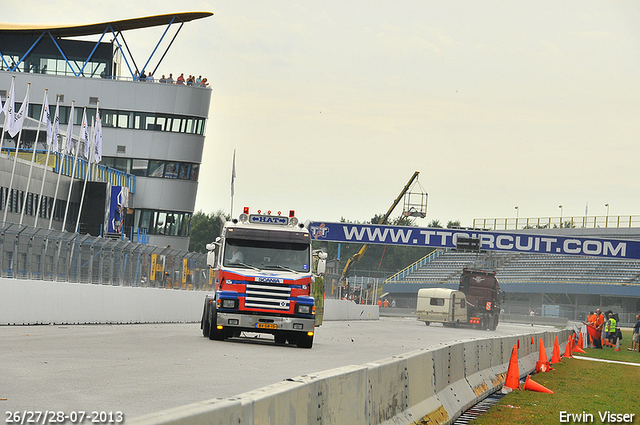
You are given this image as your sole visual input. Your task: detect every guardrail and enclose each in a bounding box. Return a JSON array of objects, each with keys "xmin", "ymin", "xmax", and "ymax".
[
  {"xmin": 0, "ymin": 222, "xmax": 208, "ymax": 289},
  {"xmin": 385, "ymin": 249, "xmax": 442, "ymax": 283},
  {"xmin": 128, "ymin": 328, "xmax": 570, "ymax": 425}
]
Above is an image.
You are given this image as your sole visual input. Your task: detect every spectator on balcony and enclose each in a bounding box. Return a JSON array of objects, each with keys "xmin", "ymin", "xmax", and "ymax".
[
  {"xmin": 159, "ymin": 75, "xmax": 167, "ymax": 83},
  {"xmin": 166, "ymin": 73, "xmax": 174, "ymax": 84},
  {"xmin": 176, "ymin": 73, "xmax": 185, "ymax": 85}
]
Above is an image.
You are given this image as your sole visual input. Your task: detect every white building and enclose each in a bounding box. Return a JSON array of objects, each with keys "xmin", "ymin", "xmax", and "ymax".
[{"xmin": 0, "ymin": 12, "xmax": 213, "ymax": 250}]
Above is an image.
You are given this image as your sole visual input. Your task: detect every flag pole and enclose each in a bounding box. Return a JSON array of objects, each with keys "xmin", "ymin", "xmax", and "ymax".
[
  {"xmin": 3, "ymin": 82, "xmax": 30, "ymax": 223},
  {"xmin": 35, "ymin": 95, "xmax": 59, "ymax": 228},
  {"xmin": 62, "ymin": 105, "xmax": 84, "ymax": 232},
  {"xmin": 49, "ymin": 100, "xmax": 74, "ymax": 230},
  {"xmin": 20, "ymin": 89, "xmax": 48, "ymax": 225},
  {"xmin": 230, "ymin": 149, "xmax": 236, "ymax": 218},
  {"xmin": 76, "ymin": 102, "xmax": 98, "ymax": 233}
]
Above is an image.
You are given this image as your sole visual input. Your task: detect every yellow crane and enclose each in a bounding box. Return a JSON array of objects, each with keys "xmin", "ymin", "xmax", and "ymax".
[{"xmin": 340, "ymin": 171, "xmax": 425, "ymax": 292}]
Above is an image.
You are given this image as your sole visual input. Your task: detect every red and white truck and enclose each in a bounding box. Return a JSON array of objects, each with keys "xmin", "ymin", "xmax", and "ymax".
[{"xmin": 201, "ymin": 208, "xmax": 326, "ymax": 348}]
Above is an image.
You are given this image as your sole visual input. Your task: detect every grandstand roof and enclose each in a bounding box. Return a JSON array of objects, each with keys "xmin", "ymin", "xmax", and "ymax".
[{"xmin": 0, "ymin": 12, "xmax": 213, "ymax": 37}]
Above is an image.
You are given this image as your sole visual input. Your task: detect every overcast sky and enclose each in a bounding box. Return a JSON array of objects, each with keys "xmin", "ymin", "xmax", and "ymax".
[{"xmin": 4, "ymin": 1, "xmax": 640, "ymax": 227}]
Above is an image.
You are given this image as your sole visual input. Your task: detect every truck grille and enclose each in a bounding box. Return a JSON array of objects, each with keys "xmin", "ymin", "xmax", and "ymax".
[{"xmin": 245, "ymin": 282, "xmax": 291, "ymax": 310}]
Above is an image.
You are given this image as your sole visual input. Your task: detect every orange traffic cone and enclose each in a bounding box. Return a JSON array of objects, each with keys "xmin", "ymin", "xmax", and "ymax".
[
  {"xmin": 563, "ymin": 337, "xmax": 573, "ymax": 358},
  {"xmin": 536, "ymin": 339, "xmax": 551, "ymax": 372},
  {"xmin": 503, "ymin": 344, "xmax": 520, "ymax": 391},
  {"xmin": 522, "ymin": 375, "xmax": 554, "ymax": 394},
  {"xmin": 576, "ymin": 332, "xmax": 584, "ymax": 349},
  {"xmin": 551, "ymin": 336, "xmax": 562, "ymax": 364},
  {"xmin": 572, "ymin": 340, "xmax": 586, "ymax": 354},
  {"xmin": 614, "ymin": 336, "xmax": 621, "ymax": 352}
]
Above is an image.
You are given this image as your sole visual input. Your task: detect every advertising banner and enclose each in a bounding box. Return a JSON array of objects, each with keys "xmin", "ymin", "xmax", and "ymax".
[
  {"xmin": 108, "ymin": 186, "xmax": 129, "ymax": 233},
  {"xmin": 307, "ymin": 221, "xmax": 640, "ymax": 260}
]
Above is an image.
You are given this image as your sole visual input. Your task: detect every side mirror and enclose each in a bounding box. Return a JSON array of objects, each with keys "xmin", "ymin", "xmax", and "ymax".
[
  {"xmin": 316, "ymin": 258, "xmax": 326, "ymax": 275},
  {"xmin": 313, "ymin": 250, "xmax": 327, "ymax": 275},
  {"xmin": 205, "ymin": 237, "xmax": 221, "ymax": 252}
]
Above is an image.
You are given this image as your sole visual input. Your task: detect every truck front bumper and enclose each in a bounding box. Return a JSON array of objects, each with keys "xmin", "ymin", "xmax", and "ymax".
[{"xmin": 217, "ymin": 312, "xmax": 315, "ymax": 333}]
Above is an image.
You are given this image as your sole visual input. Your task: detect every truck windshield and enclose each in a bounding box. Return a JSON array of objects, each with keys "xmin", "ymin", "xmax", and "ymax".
[{"xmin": 223, "ymin": 238, "xmax": 311, "ymax": 272}]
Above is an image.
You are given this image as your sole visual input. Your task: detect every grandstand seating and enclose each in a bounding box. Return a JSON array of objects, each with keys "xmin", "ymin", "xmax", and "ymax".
[{"xmin": 387, "ymin": 250, "xmax": 640, "ymax": 287}]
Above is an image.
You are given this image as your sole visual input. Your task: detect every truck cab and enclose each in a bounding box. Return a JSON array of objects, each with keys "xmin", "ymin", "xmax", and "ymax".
[{"xmin": 201, "ymin": 208, "xmax": 326, "ymax": 348}]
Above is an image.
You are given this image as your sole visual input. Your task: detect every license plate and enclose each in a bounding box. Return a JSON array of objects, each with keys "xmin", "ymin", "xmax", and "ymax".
[{"xmin": 256, "ymin": 323, "xmax": 277, "ymax": 329}]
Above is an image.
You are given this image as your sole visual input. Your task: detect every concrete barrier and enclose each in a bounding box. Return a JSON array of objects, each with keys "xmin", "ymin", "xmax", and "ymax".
[
  {"xmin": 0, "ymin": 278, "xmax": 207, "ymax": 325},
  {"xmin": 0, "ymin": 280, "xmax": 377, "ymax": 325},
  {"xmin": 323, "ymin": 299, "xmax": 379, "ymax": 321},
  {"xmin": 128, "ymin": 328, "xmax": 571, "ymax": 425}
]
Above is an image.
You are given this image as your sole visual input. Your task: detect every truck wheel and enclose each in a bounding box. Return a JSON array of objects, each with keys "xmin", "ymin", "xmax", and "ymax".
[
  {"xmin": 489, "ymin": 316, "xmax": 499, "ymax": 331},
  {"xmin": 208, "ymin": 303, "xmax": 226, "ymax": 341},
  {"xmin": 202, "ymin": 301, "xmax": 211, "ymax": 337},
  {"xmin": 297, "ymin": 332, "xmax": 314, "ymax": 349},
  {"xmin": 478, "ymin": 317, "xmax": 487, "ymax": 329},
  {"xmin": 424, "ymin": 321, "xmax": 430, "ymax": 326},
  {"xmin": 274, "ymin": 334, "xmax": 287, "ymax": 344},
  {"xmin": 481, "ymin": 317, "xmax": 490, "ymax": 330}
]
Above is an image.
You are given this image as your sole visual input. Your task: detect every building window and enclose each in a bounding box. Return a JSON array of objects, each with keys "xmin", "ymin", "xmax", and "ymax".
[
  {"xmin": 148, "ymin": 161, "xmax": 165, "ymax": 177},
  {"xmin": 131, "ymin": 159, "xmax": 148, "ymax": 177},
  {"xmin": 102, "ymin": 157, "xmax": 200, "ymax": 182},
  {"xmin": 135, "ymin": 209, "xmax": 191, "ymax": 237},
  {"xmin": 117, "ymin": 112, "xmax": 132, "ymax": 129},
  {"xmin": 165, "ymin": 162, "xmax": 178, "ymax": 179},
  {"xmin": 178, "ymin": 164, "xmax": 189, "ymax": 180},
  {"xmin": 190, "ymin": 164, "xmax": 199, "ymax": 181}
]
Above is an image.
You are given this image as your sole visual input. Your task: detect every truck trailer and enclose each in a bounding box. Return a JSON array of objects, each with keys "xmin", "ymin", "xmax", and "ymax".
[{"xmin": 416, "ymin": 268, "xmax": 502, "ymax": 330}]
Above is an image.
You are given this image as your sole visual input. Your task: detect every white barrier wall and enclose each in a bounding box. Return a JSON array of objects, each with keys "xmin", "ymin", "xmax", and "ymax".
[
  {"xmin": 0, "ymin": 280, "xmax": 376, "ymax": 324},
  {"xmin": 0, "ymin": 278, "xmax": 207, "ymax": 325},
  {"xmin": 323, "ymin": 299, "xmax": 379, "ymax": 321},
  {"xmin": 129, "ymin": 329, "xmax": 571, "ymax": 425}
]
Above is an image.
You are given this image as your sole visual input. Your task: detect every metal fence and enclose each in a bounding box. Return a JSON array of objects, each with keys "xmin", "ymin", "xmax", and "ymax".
[
  {"xmin": 0, "ymin": 222, "xmax": 210, "ymax": 290},
  {"xmin": 473, "ymin": 215, "xmax": 640, "ymax": 230}
]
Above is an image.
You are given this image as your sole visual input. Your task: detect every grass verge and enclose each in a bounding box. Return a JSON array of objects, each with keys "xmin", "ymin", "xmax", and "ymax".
[{"xmin": 473, "ymin": 330, "xmax": 640, "ymax": 425}]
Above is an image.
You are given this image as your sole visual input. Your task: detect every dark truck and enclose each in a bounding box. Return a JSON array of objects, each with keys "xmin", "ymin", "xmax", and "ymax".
[{"xmin": 416, "ymin": 268, "xmax": 502, "ymax": 330}]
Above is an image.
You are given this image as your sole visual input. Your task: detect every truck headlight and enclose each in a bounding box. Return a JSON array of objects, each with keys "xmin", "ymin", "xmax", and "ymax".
[
  {"xmin": 221, "ymin": 299, "xmax": 237, "ymax": 309},
  {"xmin": 296, "ymin": 304, "xmax": 312, "ymax": 314}
]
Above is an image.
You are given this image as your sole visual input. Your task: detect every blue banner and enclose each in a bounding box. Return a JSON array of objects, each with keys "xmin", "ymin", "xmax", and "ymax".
[{"xmin": 307, "ymin": 222, "xmax": 640, "ymax": 260}]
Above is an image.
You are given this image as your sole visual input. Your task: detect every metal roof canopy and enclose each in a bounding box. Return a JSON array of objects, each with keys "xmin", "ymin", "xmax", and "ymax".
[{"xmin": 0, "ymin": 12, "xmax": 213, "ymax": 80}]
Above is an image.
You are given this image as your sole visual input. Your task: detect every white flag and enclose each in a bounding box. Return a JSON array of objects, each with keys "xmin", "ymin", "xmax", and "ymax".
[
  {"xmin": 3, "ymin": 80, "xmax": 15, "ymax": 134},
  {"xmin": 231, "ymin": 149, "xmax": 236, "ymax": 196},
  {"xmin": 80, "ymin": 109, "xmax": 89, "ymax": 159},
  {"xmin": 43, "ymin": 93, "xmax": 51, "ymax": 145},
  {"xmin": 89, "ymin": 117, "xmax": 95, "ymax": 160},
  {"xmin": 65, "ymin": 103, "xmax": 75, "ymax": 154},
  {"xmin": 93, "ymin": 111, "xmax": 102, "ymax": 164},
  {"xmin": 51, "ymin": 99, "xmax": 60, "ymax": 151},
  {"xmin": 8, "ymin": 85, "xmax": 29, "ymax": 138}
]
